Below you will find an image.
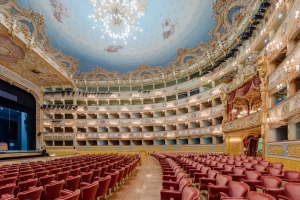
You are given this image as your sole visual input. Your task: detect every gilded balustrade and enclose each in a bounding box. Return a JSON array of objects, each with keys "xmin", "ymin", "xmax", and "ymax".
[{"xmin": 223, "ymin": 112, "xmax": 262, "ymax": 132}]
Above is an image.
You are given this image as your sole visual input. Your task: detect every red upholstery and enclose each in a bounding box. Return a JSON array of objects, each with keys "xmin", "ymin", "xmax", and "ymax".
[
  {"xmin": 39, "ymin": 174, "xmax": 55, "ymax": 187},
  {"xmin": 79, "ymin": 181, "xmax": 99, "ymax": 200},
  {"xmin": 188, "ymin": 164, "xmax": 203, "ymax": 178},
  {"xmin": 267, "ymin": 167, "xmax": 283, "ymax": 177},
  {"xmin": 36, "ymin": 170, "xmax": 49, "ymax": 179},
  {"xmin": 0, "ymin": 183, "xmax": 15, "ymax": 197},
  {"xmin": 255, "ymin": 176, "xmax": 282, "ymax": 197},
  {"xmin": 16, "ymin": 178, "xmax": 38, "ymax": 193},
  {"xmin": 70, "ymin": 168, "xmax": 80, "ymax": 176},
  {"xmin": 160, "ymin": 186, "xmax": 199, "ymax": 200},
  {"xmin": 254, "ymin": 165, "xmax": 268, "ymax": 175},
  {"xmin": 80, "ymin": 166, "xmax": 88, "ymax": 173},
  {"xmin": 240, "ymin": 171, "xmax": 262, "ymax": 191},
  {"xmin": 220, "ymin": 181, "xmax": 250, "ymax": 199},
  {"xmin": 229, "ymin": 167, "xmax": 246, "ymax": 181},
  {"xmin": 57, "ymin": 171, "xmax": 70, "ymax": 181},
  {"xmin": 94, "ymin": 176, "xmax": 111, "ymax": 200},
  {"xmin": 162, "ymin": 177, "xmax": 192, "ymax": 191},
  {"xmin": 0, "ymin": 177, "xmax": 17, "ymax": 186},
  {"xmin": 50, "ymin": 168, "xmax": 61, "ymax": 177},
  {"xmin": 41, "ymin": 180, "xmax": 65, "ymax": 200},
  {"xmin": 15, "ymin": 186, "xmax": 43, "ymax": 200},
  {"xmin": 57, "ymin": 189, "xmax": 80, "ymax": 200},
  {"xmin": 271, "ymin": 162, "xmax": 283, "ymax": 169},
  {"xmin": 198, "ymin": 170, "xmax": 219, "ymax": 190},
  {"xmin": 243, "ymin": 162, "xmax": 254, "ymax": 170},
  {"xmin": 90, "ymin": 168, "xmax": 101, "ymax": 182},
  {"xmin": 104, "ymin": 170, "xmax": 119, "ymax": 190},
  {"xmin": 247, "ymin": 191, "xmax": 275, "ymax": 200},
  {"xmin": 80, "ymin": 171, "xmax": 93, "ymax": 183},
  {"xmin": 206, "ymin": 175, "xmax": 231, "ymax": 200},
  {"xmin": 282, "ymin": 170, "xmax": 300, "ymax": 182},
  {"xmin": 259, "ymin": 161, "xmax": 270, "ymax": 167},
  {"xmin": 65, "ymin": 175, "xmax": 81, "ymax": 191},
  {"xmin": 0, "ymin": 194, "xmax": 14, "ymax": 200},
  {"xmin": 220, "ymin": 165, "xmax": 235, "ymax": 175},
  {"xmin": 194, "ymin": 167, "xmax": 210, "ymax": 184}
]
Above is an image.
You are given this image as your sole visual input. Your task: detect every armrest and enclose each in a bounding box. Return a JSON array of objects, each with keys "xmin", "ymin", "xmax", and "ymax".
[
  {"xmin": 207, "ymin": 186, "xmax": 229, "ymax": 200},
  {"xmin": 271, "ymin": 175, "xmax": 284, "ymax": 179},
  {"xmin": 277, "ymin": 195, "xmax": 292, "ymax": 200},
  {"xmin": 162, "ymin": 175, "xmax": 176, "ymax": 181},
  {"xmin": 162, "ymin": 181, "xmax": 180, "ymax": 190},
  {"xmin": 60, "ymin": 189, "xmax": 74, "ymax": 196},
  {"xmin": 194, "ymin": 173, "xmax": 208, "ymax": 183},
  {"xmin": 189, "ymin": 169, "xmax": 202, "ymax": 177},
  {"xmin": 290, "ymin": 179, "xmax": 300, "ymax": 183},
  {"xmin": 220, "ymin": 170, "xmax": 233, "ymax": 175},
  {"xmin": 160, "ymin": 189, "xmax": 182, "ymax": 200},
  {"xmin": 199, "ymin": 178, "xmax": 216, "ymax": 190},
  {"xmin": 255, "ymin": 185, "xmax": 265, "ymax": 193},
  {"xmin": 265, "ymin": 188, "xmax": 285, "ymax": 198},
  {"xmin": 220, "ymin": 192, "xmax": 229, "ymax": 198}
]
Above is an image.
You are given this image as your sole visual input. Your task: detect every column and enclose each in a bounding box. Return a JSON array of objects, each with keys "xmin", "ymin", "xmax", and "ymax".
[{"xmin": 288, "ymin": 123, "xmax": 297, "ymax": 140}]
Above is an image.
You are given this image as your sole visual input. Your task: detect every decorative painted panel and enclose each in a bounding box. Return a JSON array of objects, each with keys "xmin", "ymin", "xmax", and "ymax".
[
  {"xmin": 269, "ymin": 145, "xmax": 284, "ymax": 156},
  {"xmin": 223, "ymin": 112, "xmax": 261, "ymax": 132}
]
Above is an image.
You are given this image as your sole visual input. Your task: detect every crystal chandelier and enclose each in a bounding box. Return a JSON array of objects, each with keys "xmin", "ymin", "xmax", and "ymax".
[{"xmin": 87, "ymin": 0, "xmax": 149, "ymax": 44}]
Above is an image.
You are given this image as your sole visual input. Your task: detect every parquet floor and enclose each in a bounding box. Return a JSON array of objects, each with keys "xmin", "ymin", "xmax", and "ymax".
[{"xmin": 109, "ymin": 156, "xmax": 162, "ymax": 200}]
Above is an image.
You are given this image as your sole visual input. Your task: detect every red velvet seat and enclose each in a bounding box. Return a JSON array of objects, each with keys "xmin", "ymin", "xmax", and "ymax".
[
  {"xmin": 194, "ymin": 166, "xmax": 210, "ymax": 184},
  {"xmin": 78, "ymin": 181, "xmax": 99, "ymax": 200},
  {"xmin": 80, "ymin": 166, "xmax": 88, "ymax": 173},
  {"xmin": 36, "ymin": 170, "xmax": 49, "ymax": 179},
  {"xmin": 57, "ymin": 189, "xmax": 80, "ymax": 200},
  {"xmin": 271, "ymin": 162, "xmax": 283, "ymax": 169},
  {"xmin": 243, "ymin": 162, "xmax": 255, "ymax": 171},
  {"xmin": 16, "ymin": 178, "xmax": 38, "ymax": 194},
  {"xmin": 15, "ymin": 186, "xmax": 43, "ymax": 200},
  {"xmin": 163, "ymin": 172, "xmax": 186, "ymax": 182},
  {"xmin": 65, "ymin": 175, "xmax": 81, "ymax": 191},
  {"xmin": 57, "ymin": 171, "xmax": 70, "ymax": 181},
  {"xmin": 3, "ymin": 172, "xmax": 18, "ymax": 179},
  {"xmin": 254, "ymin": 165, "xmax": 268, "ymax": 175},
  {"xmin": 162, "ymin": 177, "xmax": 192, "ymax": 191},
  {"xmin": 0, "ymin": 177, "xmax": 17, "ymax": 186},
  {"xmin": 51, "ymin": 168, "xmax": 61, "ymax": 177},
  {"xmin": 100, "ymin": 165, "xmax": 108, "ymax": 177},
  {"xmin": 229, "ymin": 167, "xmax": 246, "ymax": 181},
  {"xmin": 212, "ymin": 163, "xmax": 226, "ymax": 171},
  {"xmin": 94, "ymin": 175, "xmax": 111, "ymax": 199},
  {"xmin": 103, "ymin": 170, "xmax": 119, "ymax": 196},
  {"xmin": 188, "ymin": 164, "xmax": 203, "ymax": 178},
  {"xmin": 220, "ymin": 165, "xmax": 235, "ymax": 175},
  {"xmin": 266, "ymin": 182, "xmax": 300, "ymax": 200},
  {"xmin": 80, "ymin": 171, "xmax": 93, "ymax": 183},
  {"xmin": 281, "ymin": 170, "xmax": 300, "ymax": 183},
  {"xmin": 160, "ymin": 186, "xmax": 199, "ymax": 200},
  {"xmin": 255, "ymin": 176, "xmax": 282, "ymax": 198},
  {"xmin": 234, "ymin": 161, "xmax": 243, "ymax": 167},
  {"xmin": 259, "ymin": 161, "xmax": 270, "ymax": 167},
  {"xmin": 0, "ymin": 194, "xmax": 14, "ymax": 200},
  {"xmin": 0, "ymin": 183, "xmax": 15, "ymax": 197},
  {"xmin": 62, "ymin": 166, "xmax": 71, "ymax": 172},
  {"xmin": 70, "ymin": 168, "xmax": 80, "ymax": 176},
  {"xmin": 247, "ymin": 191, "xmax": 275, "ymax": 200},
  {"xmin": 198, "ymin": 170, "xmax": 219, "ymax": 191},
  {"xmin": 19, "ymin": 173, "xmax": 35, "ymax": 182},
  {"xmin": 20, "ymin": 170, "xmax": 33, "ymax": 175},
  {"xmin": 220, "ymin": 181, "xmax": 250, "ymax": 199},
  {"xmin": 39, "ymin": 174, "xmax": 56, "ymax": 187},
  {"xmin": 206, "ymin": 175, "xmax": 231, "ymax": 200},
  {"xmin": 241, "ymin": 171, "xmax": 262, "ymax": 191},
  {"xmin": 90, "ymin": 168, "xmax": 101, "ymax": 182},
  {"xmin": 267, "ymin": 167, "xmax": 283, "ymax": 177},
  {"xmin": 41, "ymin": 180, "xmax": 65, "ymax": 200}
]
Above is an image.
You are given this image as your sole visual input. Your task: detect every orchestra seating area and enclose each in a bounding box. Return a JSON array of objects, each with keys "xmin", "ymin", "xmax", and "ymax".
[
  {"xmin": 0, "ymin": 153, "xmax": 140, "ymax": 200},
  {"xmin": 152, "ymin": 153, "xmax": 299, "ymax": 200}
]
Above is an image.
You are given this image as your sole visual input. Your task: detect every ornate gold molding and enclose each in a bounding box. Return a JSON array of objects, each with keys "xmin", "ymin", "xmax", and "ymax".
[
  {"xmin": 287, "ymin": 144, "xmax": 300, "ymax": 158},
  {"xmin": 269, "ymin": 145, "xmax": 284, "ymax": 156},
  {"xmin": 223, "ymin": 112, "xmax": 261, "ymax": 132}
]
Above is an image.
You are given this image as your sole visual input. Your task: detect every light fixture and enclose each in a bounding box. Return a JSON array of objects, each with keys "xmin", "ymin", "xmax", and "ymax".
[{"xmin": 87, "ymin": 0, "xmax": 149, "ymax": 44}]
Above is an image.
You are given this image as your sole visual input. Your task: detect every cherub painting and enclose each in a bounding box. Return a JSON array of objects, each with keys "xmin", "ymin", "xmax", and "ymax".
[
  {"xmin": 162, "ymin": 18, "xmax": 176, "ymax": 40},
  {"xmin": 50, "ymin": 0, "xmax": 69, "ymax": 23},
  {"xmin": 104, "ymin": 45, "xmax": 123, "ymax": 53}
]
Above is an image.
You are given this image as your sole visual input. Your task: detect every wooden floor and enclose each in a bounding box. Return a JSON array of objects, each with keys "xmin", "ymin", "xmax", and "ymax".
[{"xmin": 110, "ymin": 156, "xmax": 162, "ymax": 200}]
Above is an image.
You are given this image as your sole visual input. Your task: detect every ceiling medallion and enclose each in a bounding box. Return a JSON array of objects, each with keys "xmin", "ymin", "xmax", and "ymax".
[{"xmin": 87, "ymin": 0, "xmax": 149, "ymax": 44}]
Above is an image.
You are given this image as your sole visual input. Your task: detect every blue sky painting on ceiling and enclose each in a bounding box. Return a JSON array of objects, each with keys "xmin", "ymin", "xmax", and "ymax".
[{"xmin": 16, "ymin": 0, "xmax": 215, "ymax": 74}]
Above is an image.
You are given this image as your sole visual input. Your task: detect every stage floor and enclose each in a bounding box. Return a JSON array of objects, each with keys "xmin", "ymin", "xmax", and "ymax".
[{"xmin": 0, "ymin": 150, "xmax": 43, "ymax": 159}]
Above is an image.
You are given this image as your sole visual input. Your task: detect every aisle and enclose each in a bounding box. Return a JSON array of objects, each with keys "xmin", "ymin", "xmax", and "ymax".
[{"xmin": 109, "ymin": 156, "xmax": 162, "ymax": 200}]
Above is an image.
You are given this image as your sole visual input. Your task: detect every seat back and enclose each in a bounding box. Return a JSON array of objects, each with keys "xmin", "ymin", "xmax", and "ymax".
[
  {"xmin": 18, "ymin": 178, "xmax": 38, "ymax": 192},
  {"xmin": 284, "ymin": 182, "xmax": 300, "ymax": 199},
  {"xmin": 0, "ymin": 177, "xmax": 17, "ymax": 186},
  {"xmin": 247, "ymin": 191, "xmax": 275, "ymax": 200},
  {"xmin": 227, "ymin": 160, "xmax": 235, "ymax": 165},
  {"xmin": 176, "ymin": 172, "xmax": 187, "ymax": 182},
  {"xmin": 81, "ymin": 171, "xmax": 93, "ymax": 183},
  {"xmin": 16, "ymin": 186, "xmax": 43, "ymax": 200},
  {"xmin": 215, "ymin": 174, "xmax": 231, "ymax": 186},
  {"xmin": 0, "ymin": 194, "xmax": 14, "ymax": 200},
  {"xmin": 36, "ymin": 170, "xmax": 49, "ymax": 179},
  {"xmin": 267, "ymin": 167, "xmax": 282, "ymax": 176},
  {"xmin": 65, "ymin": 175, "xmax": 81, "ymax": 191},
  {"xmin": 94, "ymin": 175, "xmax": 111, "ymax": 198},
  {"xmin": 181, "ymin": 186, "xmax": 199, "ymax": 200},
  {"xmin": 284, "ymin": 170, "xmax": 300, "ymax": 180},
  {"xmin": 107, "ymin": 171, "xmax": 119, "ymax": 189},
  {"xmin": 80, "ymin": 181, "xmax": 98, "ymax": 200},
  {"xmin": 57, "ymin": 171, "xmax": 70, "ymax": 181},
  {"xmin": 39, "ymin": 174, "xmax": 55, "ymax": 187},
  {"xmin": 201, "ymin": 166, "xmax": 210, "ymax": 174},
  {"xmin": 271, "ymin": 162, "xmax": 283, "ymax": 169},
  {"xmin": 43, "ymin": 180, "xmax": 65, "ymax": 200},
  {"xmin": 259, "ymin": 161, "xmax": 270, "ymax": 167},
  {"xmin": 207, "ymin": 170, "xmax": 219, "ymax": 179},
  {"xmin": 251, "ymin": 160, "xmax": 259, "ymax": 164},
  {"xmin": 228, "ymin": 181, "xmax": 250, "ymax": 197},
  {"xmin": 196, "ymin": 164, "xmax": 203, "ymax": 170},
  {"xmin": 245, "ymin": 171, "xmax": 262, "ymax": 180},
  {"xmin": 254, "ymin": 164, "xmax": 267, "ymax": 172},
  {"xmin": 261, "ymin": 176, "xmax": 282, "ymax": 189},
  {"xmin": 0, "ymin": 183, "xmax": 15, "ymax": 196},
  {"xmin": 56, "ymin": 189, "xmax": 80, "ymax": 200},
  {"xmin": 210, "ymin": 161, "xmax": 217, "ymax": 166},
  {"xmin": 224, "ymin": 165, "xmax": 234, "ymax": 171},
  {"xmin": 70, "ymin": 168, "xmax": 80, "ymax": 176},
  {"xmin": 91, "ymin": 168, "xmax": 102, "ymax": 181},
  {"xmin": 178, "ymin": 178, "xmax": 192, "ymax": 191},
  {"xmin": 19, "ymin": 173, "xmax": 35, "ymax": 182},
  {"xmin": 232, "ymin": 167, "xmax": 246, "ymax": 175}
]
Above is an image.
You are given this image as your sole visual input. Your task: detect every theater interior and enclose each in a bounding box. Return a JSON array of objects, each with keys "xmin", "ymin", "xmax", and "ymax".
[{"xmin": 0, "ymin": 0, "xmax": 299, "ymax": 199}]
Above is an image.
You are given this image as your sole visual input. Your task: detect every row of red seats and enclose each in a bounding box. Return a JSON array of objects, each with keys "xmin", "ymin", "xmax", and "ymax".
[
  {"xmin": 0, "ymin": 153, "xmax": 140, "ymax": 200},
  {"xmin": 152, "ymin": 153, "xmax": 300, "ymax": 200}
]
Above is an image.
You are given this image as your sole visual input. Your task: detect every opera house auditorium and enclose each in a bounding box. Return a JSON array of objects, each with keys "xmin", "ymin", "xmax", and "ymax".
[{"xmin": 1, "ymin": 0, "xmax": 300, "ymax": 199}]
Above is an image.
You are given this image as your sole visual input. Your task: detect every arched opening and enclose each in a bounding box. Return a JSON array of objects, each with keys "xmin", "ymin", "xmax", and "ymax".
[{"xmin": 0, "ymin": 79, "xmax": 36, "ymax": 150}]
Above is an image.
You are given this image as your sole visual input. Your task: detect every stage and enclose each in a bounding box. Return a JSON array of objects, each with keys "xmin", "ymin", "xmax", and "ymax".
[{"xmin": 0, "ymin": 150, "xmax": 43, "ymax": 160}]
